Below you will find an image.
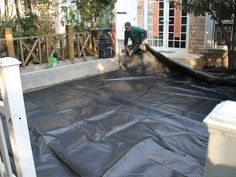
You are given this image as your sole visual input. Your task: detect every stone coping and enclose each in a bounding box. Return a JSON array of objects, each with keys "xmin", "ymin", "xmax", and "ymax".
[{"xmin": 21, "ymin": 57, "xmax": 118, "ymax": 92}]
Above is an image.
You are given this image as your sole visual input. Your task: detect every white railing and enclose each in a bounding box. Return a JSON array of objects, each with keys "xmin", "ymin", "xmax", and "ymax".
[{"xmin": 0, "ymin": 57, "xmax": 36, "ymax": 177}]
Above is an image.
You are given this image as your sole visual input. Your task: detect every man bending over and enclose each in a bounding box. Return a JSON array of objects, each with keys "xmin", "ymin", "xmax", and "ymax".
[{"xmin": 124, "ymin": 22, "xmax": 147, "ymax": 56}]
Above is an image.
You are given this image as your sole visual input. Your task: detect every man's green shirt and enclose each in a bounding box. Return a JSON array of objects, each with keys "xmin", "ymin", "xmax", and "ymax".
[{"xmin": 124, "ymin": 26, "xmax": 146, "ymax": 46}]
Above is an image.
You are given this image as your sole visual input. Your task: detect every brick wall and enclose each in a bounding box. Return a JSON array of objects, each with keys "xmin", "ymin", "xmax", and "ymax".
[
  {"xmin": 137, "ymin": 0, "xmax": 144, "ymax": 28},
  {"xmin": 188, "ymin": 15, "xmax": 206, "ymax": 54}
]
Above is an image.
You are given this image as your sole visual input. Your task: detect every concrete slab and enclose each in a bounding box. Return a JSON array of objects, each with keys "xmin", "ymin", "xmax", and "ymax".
[
  {"xmin": 21, "ymin": 57, "xmax": 118, "ymax": 92},
  {"xmin": 147, "ymin": 47, "xmax": 204, "ymax": 69},
  {"xmin": 161, "ymin": 52, "xmax": 204, "ymax": 69}
]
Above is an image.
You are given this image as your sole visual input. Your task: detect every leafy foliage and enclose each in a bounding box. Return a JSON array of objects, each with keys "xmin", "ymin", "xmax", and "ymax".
[
  {"xmin": 181, "ymin": 0, "xmax": 234, "ymax": 22},
  {"xmin": 32, "ymin": 0, "xmax": 57, "ymax": 34},
  {"xmin": 18, "ymin": 12, "xmax": 39, "ymax": 36},
  {"xmin": 61, "ymin": 0, "xmax": 116, "ymax": 31},
  {"xmin": 180, "ymin": 0, "xmax": 236, "ymax": 68},
  {"xmin": 60, "ymin": 4, "xmax": 79, "ymax": 28},
  {"xmin": 0, "ymin": 0, "xmax": 56, "ymax": 37}
]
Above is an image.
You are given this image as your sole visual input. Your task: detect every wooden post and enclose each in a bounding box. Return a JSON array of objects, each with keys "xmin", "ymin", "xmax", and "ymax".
[
  {"xmin": 4, "ymin": 28, "xmax": 15, "ymax": 57},
  {"xmin": 88, "ymin": 32, "xmax": 93, "ymax": 55},
  {"xmin": 38, "ymin": 38, "xmax": 42, "ymax": 64},
  {"xmin": 76, "ymin": 34, "xmax": 81, "ymax": 58},
  {"xmin": 93, "ymin": 35, "xmax": 98, "ymax": 56},
  {"xmin": 60, "ymin": 37, "xmax": 65, "ymax": 61},
  {"xmin": 112, "ymin": 28, "xmax": 116, "ymax": 55},
  {"xmin": 66, "ymin": 25, "xmax": 75, "ymax": 64},
  {"xmin": 45, "ymin": 37, "xmax": 49, "ymax": 63}
]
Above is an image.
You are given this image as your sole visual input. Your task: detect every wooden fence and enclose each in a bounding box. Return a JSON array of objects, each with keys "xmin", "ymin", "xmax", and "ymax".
[{"xmin": 1, "ymin": 25, "xmax": 95, "ymax": 67}]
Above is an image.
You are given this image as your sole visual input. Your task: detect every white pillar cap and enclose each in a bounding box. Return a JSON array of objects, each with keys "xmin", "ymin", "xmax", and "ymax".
[
  {"xmin": 0, "ymin": 57, "xmax": 21, "ymax": 67},
  {"xmin": 204, "ymin": 100, "xmax": 236, "ymax": 134}
]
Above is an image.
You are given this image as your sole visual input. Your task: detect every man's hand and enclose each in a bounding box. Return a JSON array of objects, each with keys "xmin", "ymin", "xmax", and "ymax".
[
  {"xmin": 142, "ymin": 39, "xmax": 148, "ymax": 44},
  {"xmin": 121, "ymin": 46, "xmax": 128, "ymax": 53}
]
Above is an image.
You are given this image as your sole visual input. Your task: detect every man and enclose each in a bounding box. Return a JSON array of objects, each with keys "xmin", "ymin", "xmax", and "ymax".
[{"xmin": 124, "ymin": 22, "xmax": 147, "ymax": 56}]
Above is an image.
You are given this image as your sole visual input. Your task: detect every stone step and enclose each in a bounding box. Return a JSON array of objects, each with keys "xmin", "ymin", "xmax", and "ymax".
[{"xmin": 161, "ymin": 52, "xmax": 204, "ymax": 69}]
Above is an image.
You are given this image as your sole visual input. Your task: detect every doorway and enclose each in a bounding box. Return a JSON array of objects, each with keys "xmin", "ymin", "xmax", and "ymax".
[{"xmin": 145, "ymin": 0, "xmax": 188, "ymax": 52}]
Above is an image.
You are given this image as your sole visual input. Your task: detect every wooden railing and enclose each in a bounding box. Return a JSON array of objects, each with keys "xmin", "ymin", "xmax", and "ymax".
[
  {"xmin": 75, "ymin": 32, "xmax": 93, "ymax": 61},
  {"xmin": 1, "ymin": 25, "xmax": 95, "ymax": 67},
  {"xmin": 14, "ymin": 34, "xmax": 67, "ymax": 66}
]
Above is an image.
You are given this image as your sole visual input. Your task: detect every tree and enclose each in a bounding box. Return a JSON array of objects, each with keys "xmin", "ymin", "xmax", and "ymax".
[
  {"xmin": 0, "ymin": 0, "xmax": 18, "ymax": 36},
  {"xmin": 22, "ymin": 0, "xmax": 33, "ymax": 13},
  {"xmin": 179, "ymin": 0, "xmax": 236, "ymax": 69},
  {"xmin": 14, "ymin": 0, "xmax": 21, "ymax": 20},
  {"xmin": 4, "ymin": 0, "xmax": 9, "ymax": 19},
  {"xmin": 61, "ymin": 0, "xmax": 116, "ymax": 31},
  {"xmin": 30, "ymin": 0, "xmax": 57, "ymax": 34},
  {"xmin": 15, "ymin": 0, "xmax": 56, "ymax": 36}
]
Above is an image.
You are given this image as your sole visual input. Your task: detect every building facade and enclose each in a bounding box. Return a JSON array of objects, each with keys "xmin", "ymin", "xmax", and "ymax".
[
  {"xmin": 136, "ymin": 0, "xmax": 208, "ymax": 54},
  {"xmin": 116, "ymin": 0, "xmax": 233, "ymax": 54}
]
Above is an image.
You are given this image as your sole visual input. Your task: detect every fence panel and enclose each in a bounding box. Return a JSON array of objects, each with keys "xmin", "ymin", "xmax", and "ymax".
[
  {"xmin": 14, "ymin": 34, "xmax": 67, "ymax": 67},
  {"xmin": 2, "ymin": 27, "xmax": 115, "ymax": 68}
]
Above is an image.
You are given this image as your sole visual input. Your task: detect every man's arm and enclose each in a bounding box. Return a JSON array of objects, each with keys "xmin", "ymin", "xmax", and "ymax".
[
  {"xmin": 124, "ymin": 31, "xmax": 128, "ymax": 47},
  {"xmin": 135, "ymin": 27, "xmax": 147, "ymax": 40}
]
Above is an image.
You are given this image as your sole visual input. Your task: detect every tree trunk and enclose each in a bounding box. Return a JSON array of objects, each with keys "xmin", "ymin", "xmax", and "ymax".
[
  {"xmin": 216, "ymin": 18, "xmax": 234, "ymax": 69},
  {"xmin": 25, "ymin": 0, "xmax": 33, "ymax": 13},
  {"xmin": 230, "ymin": 2, "xmax": 236, "ymax": 69},
  {"xmin": 14, "ymin": 0, "xmax": 21, "ymax": 20},
  {"xmin": 4, "ymin": 0, "xmax": 8, "ymax": 20},
  {"xmin": 217, "ymin": 19, "xmax": 231, "ymax": 48}
]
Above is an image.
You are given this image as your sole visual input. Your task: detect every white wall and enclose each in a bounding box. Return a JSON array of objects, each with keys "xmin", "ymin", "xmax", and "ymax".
[
  {"xmin": 55, "ymin": 0, "xmax": 66, "ymax": 34},
  {"xmin": 55, "ymin": 0, "xmax": 78, "ymax": 34},
  {"xmin": 115, "ymin": 0, "xmax": 137, "ymax": 53},
  {"xmin": 55, "ymin": 0, "xmax": 74, "ymax": 34},
  {"xmin": 0, "ymin": 0, "xmax": 19, "ymax": 17}
]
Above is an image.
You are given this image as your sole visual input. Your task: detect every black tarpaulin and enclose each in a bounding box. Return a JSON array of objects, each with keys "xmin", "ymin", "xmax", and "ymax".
[
  {"xmin": 146, "ymin": 45, "xmax": 236, "ymax": 86},
  {"xmin": 22, "ymin": 70, "xmax": 236, "ymax": 177}
]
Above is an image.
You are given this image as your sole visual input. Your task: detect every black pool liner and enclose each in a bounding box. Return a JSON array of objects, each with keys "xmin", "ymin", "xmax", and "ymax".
[
  {"xmin": 22, "ymin": 69, "xmax": 236, "ymax": 177},
  {"xmin": 147, "ymin": 45, "xmax": 236, "ymax": 86}
]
